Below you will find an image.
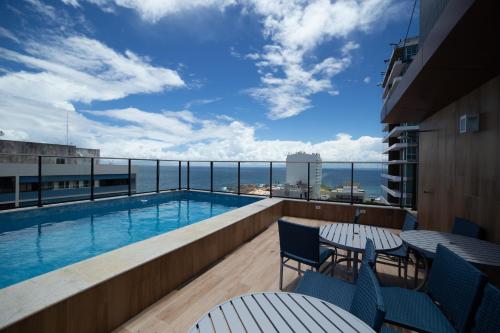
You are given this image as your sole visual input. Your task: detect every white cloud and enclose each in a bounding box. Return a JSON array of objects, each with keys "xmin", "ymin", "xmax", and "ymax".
[
  {"xmin": 184, "ymin": 97, "xmax": 221, "ymax": 109},
  {"xmin": 0, "ymin": 27, "xmax": 20, "ymax": 43},
  {"xmin": 0, "ymin": 100, "xmax": 384, "ymax": 161},
  {"xmin": 61, "ymin": 0, "xmax": 403, "ymax": 119},
  {"xmin": 0, "ymin": 35, "xmax": 184, "ymax": 110},
  {"xmin": 363, "ymin": 76, "xmax": 371, "ymax": 84}
]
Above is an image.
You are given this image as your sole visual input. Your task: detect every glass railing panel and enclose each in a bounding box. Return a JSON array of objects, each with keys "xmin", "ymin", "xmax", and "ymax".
[
  {"xmin": 159, "ymin": 160, "xmax": 179, "ymax": 191},
  {"xmin": 131, "ymin": 159, "xmax": 156, "ymax": 194},
  {"xmin": 353, "ymin": 162, "xmax": 387, "ymax": 206},
  {"xmin": 239, "ymin": 162, "xmax": 271, "ymax": 196},
  {"xmin": 272, "ymin": 161, "xmax": 309, "ymax": 200},
  {"xmin": 213, "ymin": 162, "xmax": 237, "ymax": 193},
  {"xmin": 320, "ymin": 162, "xmax": 353, "ymax": 203},
  {"xmin": 41, "ymin": 156, "xmax": 92, "ymax": 205},
  {"xmin": 188, "ymin": 162, "xmax": 210, "ymax": 191},
  {"xmin": 0, "ymin": 154, "xmax": 38, "ymax": 209},
  {"xmin": 93, "ymin": 158, "xmax": 129, "ymax": 199}
]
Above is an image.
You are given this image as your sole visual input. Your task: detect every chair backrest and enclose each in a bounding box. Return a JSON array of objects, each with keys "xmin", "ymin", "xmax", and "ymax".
[
  {"xmin": 353, "ymin": 207, "xmax": 361, "ymax": 224},
  {"xmin": 452, "ymin": 217, "xmax": 482, "ymax": 239},
  {"xmin": 474, "ymin": 284, "xmax": 500, "ymax": 333},
  {"xmin": 278, "ymin": 219, "xmax": 319, "ymax": 263},
  {"xmin": 362, "ymin": 238, "xmax": 376, "ymax": 268},
  {"xmin": 402, "ymin": 213, "xmax": 417, "ymax": 231},
  {"xmin": 426, "ymin": 244, "xmax": 486, "ymax": 333},
  {"xmin": 350, "ymin": 265, "xmax": 385, "ymax": 332}
]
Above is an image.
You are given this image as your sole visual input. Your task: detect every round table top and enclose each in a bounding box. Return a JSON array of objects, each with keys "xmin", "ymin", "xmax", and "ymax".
[
  {"xmin": 400, "ymin": 230, "xmax": 500, "ymax": 267},
  {"xmin": 189, "ymin": 292, "xmax": 374, "ymax": 333},
  {"xmin": 320, "ymin": 223, "xmax": 403, "ymax": 252}
]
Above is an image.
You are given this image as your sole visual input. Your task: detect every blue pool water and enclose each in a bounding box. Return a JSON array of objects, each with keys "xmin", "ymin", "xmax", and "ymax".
[{"xmin": 0, "ymin": 191, "xmax": 260, "ymax": 289}]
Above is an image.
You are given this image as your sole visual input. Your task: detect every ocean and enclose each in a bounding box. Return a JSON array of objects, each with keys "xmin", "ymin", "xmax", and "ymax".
[{"xmin": 134, "ymin": 165, "xmax": 385, "ymax": 199}]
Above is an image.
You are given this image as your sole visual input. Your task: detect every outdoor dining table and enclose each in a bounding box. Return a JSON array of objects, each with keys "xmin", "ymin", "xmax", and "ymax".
[
  {"xmin": 189, "ymin": 292, "xmax": 374, "ymax": 333},
  {"xmin": 319, "ymin": 223, "xmax": 403, "ymax": 279},
  {"xmin": 400, "ymin": 229, "xmax": 500, "ymax": 289}
]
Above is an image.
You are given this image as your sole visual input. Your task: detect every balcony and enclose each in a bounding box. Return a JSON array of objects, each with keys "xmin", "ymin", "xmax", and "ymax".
[
  {"xmin": 382, "ymin": 125, "xmax": 419, "ymax": 143},
  {"xmin": 381, "ymin": 0, "xmax": 500, "ymax": 123},
  {"xmin": 383, "ymin": 142, "xmax": 417, "ymax": 154}
]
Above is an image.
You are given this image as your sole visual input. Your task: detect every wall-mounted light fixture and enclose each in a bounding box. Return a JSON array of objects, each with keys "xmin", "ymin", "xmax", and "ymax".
[{"xmin": 459, "ymin": 114, "xmax": 479, "ymax": 134}]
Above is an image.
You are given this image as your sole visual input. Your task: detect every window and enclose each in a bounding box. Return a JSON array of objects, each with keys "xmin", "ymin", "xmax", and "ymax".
[
  {"xmin": 0, "ymin": 177, "xmax": 15, "ymax": 193},
  {"xmin": 56, "ymin": 158, "xmax": 66, "ymax": 164},
  {"xmin": 99, "ymin": 178, "xmax": 128, "ymax": 187}
]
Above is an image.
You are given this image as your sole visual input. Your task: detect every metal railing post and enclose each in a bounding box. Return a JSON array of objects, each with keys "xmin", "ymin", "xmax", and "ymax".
[
  {"xmin": 307, "ymin": 162, "xmax": 310, "ymax": 201},
  {"xmin": 90, "ymin": 157, "xmax": 95, "ymax": 201},
  {"xmin": 400, "ymin": 164, "xmax": 404, "ymax": 208},
  {"xmin": 237, "ymin": 162, "xmax": 241, "ymax": 195},
  {"xmin": 269, "ymin": 162, "xmax": 273, "ymax": 198},
  {"xmin": 178, "ymin": 161, "xmax": 181, "ymax": 190},
  {"xmin": 187, "ymin": 161, "xmax": 190, "ymax": 191},
  {"xmin": 210, "ymin": 162, "xmax": 214, "ymax": 192},
  {"xmin": 128, "ymin": 159, "xmax": 132, "ymax": 196},
  {"xmin": 156, "ymin": 159, "xmax": 160, "ymax": 193},
  {"xmin": 37, "ymin": 155, "xmax": 42, "ymax": 207},
  {"xmin": 411, "ymin": 163, "xmax": 417, "ymax": 210},
  {"xmin": 350, "ymin": 163, "xmax": 354, "ymax": 205}
]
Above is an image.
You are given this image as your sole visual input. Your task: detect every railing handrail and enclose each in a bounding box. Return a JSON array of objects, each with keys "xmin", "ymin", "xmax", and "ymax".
[{"xmin": 0, "ymin": 153, "xmax": 417, "ymax": 164}]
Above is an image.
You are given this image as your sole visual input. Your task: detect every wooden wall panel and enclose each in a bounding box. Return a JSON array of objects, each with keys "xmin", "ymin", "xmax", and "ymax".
[
  {"xmin": 418, "ymin": 75, "xmax": 500, "ymax": 243},
  {"xmin": 283, "ymin": 200, "xmax": 407, "ymax": 229}
]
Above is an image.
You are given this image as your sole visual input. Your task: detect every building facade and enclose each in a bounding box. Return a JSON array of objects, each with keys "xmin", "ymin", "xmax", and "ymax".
[
  {"xmin": 274, "ymin": 152, "xmax": 322, "ymax": 200},
  {"xmin": 380, "ymin": 0, "xmax": 500, "ymax": 242},
  {"xmin": 380, "ymin": 37, "xmax": 419, "ymax": 207},
  {"xmin": 0, "ymin": 140, "xmax": 135, "ymax": 209}
]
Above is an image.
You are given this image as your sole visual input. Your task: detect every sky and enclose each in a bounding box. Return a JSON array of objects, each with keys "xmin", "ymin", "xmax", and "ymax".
[{"xmin": 0, "ymin": 0, "xmax": 418, "ymax": 161}]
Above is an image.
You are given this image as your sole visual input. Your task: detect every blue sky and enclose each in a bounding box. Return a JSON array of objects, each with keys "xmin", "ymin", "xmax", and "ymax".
[{"xmin": 0, "ymin": 0, "xmax": 418, "ymax": 160}]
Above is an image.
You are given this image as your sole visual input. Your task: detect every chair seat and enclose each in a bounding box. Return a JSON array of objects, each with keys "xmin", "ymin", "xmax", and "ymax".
[
  {"xmin": 294, "ymin": 270, "xmax": 356, "ymax": 310},
  {"xmin": 382, "ymin": 287, "xmax": 456, "ymax": 333},
  {"xmin": 283, "ymin": 247, "xmax": 334, "ymax": 268},
  {"xmin": 319, "ymin": 247, "xmax": 335, "ymax": 264},
  {"xmin": 380, "ymin": 245, "xmax": 407, "ymax": 258}
]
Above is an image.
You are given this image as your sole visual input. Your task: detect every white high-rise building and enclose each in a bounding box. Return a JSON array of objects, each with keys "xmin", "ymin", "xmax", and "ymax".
[{"xmin": 284, "ymin": 152, "xmax": 322, "ymax": 200}]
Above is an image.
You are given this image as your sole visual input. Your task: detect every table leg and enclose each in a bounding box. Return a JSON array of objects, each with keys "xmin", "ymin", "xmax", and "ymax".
[{"xmin": 411, "ymin": 249, "xmax": 429, "ymax": 291}]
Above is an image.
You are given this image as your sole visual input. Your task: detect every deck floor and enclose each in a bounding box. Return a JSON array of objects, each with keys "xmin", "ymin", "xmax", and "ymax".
[{"xmin": 115, "ymin": 217, "xmax": 418, "ymax": 333}]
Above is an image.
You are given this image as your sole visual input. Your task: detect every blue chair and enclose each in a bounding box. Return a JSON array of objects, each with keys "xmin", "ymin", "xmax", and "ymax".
[
  {"xmin": 382, "ymin": 245, "xmax": 486, "ymax": 333},
  {"xmin": 363, "ymin": 238, "xmax": 376, "ymax": 269},
  {"xmin": 277, "ymin": 219, "xmax": 334, "ymax": 290},
  {"xmin": 377, "ymin": 213, "xmax": 417, "ymax": 280},
  {"xmin": 452, "ymin": 217, "xmax": 482, "ymax": 239},
  {"xmin": 295, "ymin": 264, "xmax": 385, "ymax": 331},
  {"xmin": 474, "ymin": 284, "xmax": 500, "ymax": 332}
]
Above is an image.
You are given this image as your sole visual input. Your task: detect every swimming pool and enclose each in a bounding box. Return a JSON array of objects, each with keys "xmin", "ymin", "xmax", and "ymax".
[{"xmin": 0, "ymin": 191, "xmax": 261, "ymax": 289}]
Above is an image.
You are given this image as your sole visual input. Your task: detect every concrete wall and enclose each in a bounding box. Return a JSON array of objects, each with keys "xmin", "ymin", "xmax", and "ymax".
[
  {"xmin": 0, "ymin": 140, "xmax": 99, "ymax": 164},
  {"xmin": 418, "ymin": 75, "xmax": 500, "ymax": 243}
]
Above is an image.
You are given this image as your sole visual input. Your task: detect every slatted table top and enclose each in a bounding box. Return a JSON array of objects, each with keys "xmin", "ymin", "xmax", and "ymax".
[
  {"xmin": 319, "ymin": 223, "xmax": 402, "ymax": 252},
  {"xmin": 189, "ymin": 292, "xmax": 374, "ymax": 333},
  {"xmin": 400, "ymin": 230, "xmax": 500, "ymax": 266}
]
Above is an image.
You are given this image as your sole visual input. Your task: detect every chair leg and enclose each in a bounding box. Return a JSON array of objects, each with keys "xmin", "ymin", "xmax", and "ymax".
[
  {"xmin": 414, "ymin": 255, "xmax": 419, "ymax": 288},
  {"xmin": 404, "ymin": 258, "xmax": 408, "ymax": 288},
  {"xmin": 398, "ymin": 258, "xmax": 401, "ymax": 278},
  {"xmin": 298, "ymin": 262, "xmax": 301, "ymax": 275},
  {"xmin": 279, "ymin": 257, "xmax": 283, "ymax": 290}
]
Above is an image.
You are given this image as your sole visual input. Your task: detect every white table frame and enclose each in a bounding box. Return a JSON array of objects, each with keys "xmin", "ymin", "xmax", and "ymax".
[{"xmin": 320, "ymin": 223, "xmax": 403, "ymax": 279}]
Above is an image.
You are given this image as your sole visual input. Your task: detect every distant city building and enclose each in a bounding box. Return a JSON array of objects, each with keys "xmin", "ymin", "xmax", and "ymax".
[
  {"xmin": 380, "ymin": 37, "xmax": 419, "ymax": 207},
  {"xmin": 274, "ymin": 152, "xmax": 322, "ymax": 200},
  {"xmin": 0, "ymin": 140, "xmax": 135, "ymax": 209},
  {"xmin": 329, "ymin": 184, "xmax": 365, "ymax": 203}
]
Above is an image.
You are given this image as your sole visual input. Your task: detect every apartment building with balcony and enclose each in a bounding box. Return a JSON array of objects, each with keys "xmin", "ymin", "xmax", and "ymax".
[{"xmin": 381, "ymin": 0, "xmax": 500, "ymax": 242}]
